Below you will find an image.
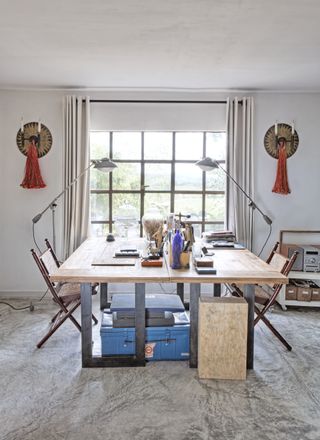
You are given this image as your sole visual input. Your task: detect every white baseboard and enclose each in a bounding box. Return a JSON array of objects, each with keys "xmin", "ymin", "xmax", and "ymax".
[
  {"xmin": 0, "ymin": 284, "xmax": 215, "ymax": 300},
  {"xmin": 0, "ymin": 291, "xmax": 47, "ymax": 299}
]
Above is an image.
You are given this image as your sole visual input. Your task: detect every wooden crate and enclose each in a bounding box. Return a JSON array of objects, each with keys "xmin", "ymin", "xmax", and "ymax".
[
  {"xmin": 198, "ymin": 297, "xmax": 248, "ymax": 380},
  {"xmin": 286, "ymin": 284, "xmax": 297, "ymax": 300}
]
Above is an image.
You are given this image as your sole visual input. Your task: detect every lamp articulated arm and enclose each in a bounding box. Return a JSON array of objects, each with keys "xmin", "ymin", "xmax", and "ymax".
[
  {"xmin": 32, "ymin": 157, "xmax": 117, "ymax": 224},
  {"xmin": 195, "ymin": 157, "xmax": 272, "ymax": 226},
  {"xmin": 32, "ymin": 162, "xmax": 93, "ymax": 224},
  {"xmin": 214, "ymin": 161, "xmax": 272, "ymax": 226},
  {"xmin": 31, "ymin": 157, "xmax": 117, "ymax": 253}
]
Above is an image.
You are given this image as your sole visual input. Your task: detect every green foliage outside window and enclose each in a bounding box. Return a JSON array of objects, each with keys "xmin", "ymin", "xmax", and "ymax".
[{"xmin": 90, "ymin": 131, "xmax": 226, "ymax": 237}]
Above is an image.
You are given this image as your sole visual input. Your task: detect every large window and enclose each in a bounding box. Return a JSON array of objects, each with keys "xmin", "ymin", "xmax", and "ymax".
[{"xmin": 90, "ymin": 131, "xmax": 226, "ymax": 238}]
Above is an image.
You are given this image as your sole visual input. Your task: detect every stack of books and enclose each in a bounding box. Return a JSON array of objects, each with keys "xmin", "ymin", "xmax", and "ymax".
[{"xmin": 202, "ymin": 230, "xmax": 236, "ymax": 246}]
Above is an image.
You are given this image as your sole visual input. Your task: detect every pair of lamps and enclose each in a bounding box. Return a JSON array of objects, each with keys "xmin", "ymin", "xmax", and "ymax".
[{"xmin": 32, "ymin": 156, "xmax": 271, "ymax": 252}]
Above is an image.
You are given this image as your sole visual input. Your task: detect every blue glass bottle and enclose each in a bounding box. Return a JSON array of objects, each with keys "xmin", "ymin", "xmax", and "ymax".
[{"xmin": 171, "ymin": 230, "xmax": 183, "ymax": 269}]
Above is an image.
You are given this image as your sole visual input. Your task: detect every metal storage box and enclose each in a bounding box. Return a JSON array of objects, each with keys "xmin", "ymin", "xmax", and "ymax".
[
  {"xmin": 100, "ymin": 312, "xmax": 190, "ymax": 360},
  {"xmin": 110, "ymin": 293, "xmax": 185, "ymax": 312}
]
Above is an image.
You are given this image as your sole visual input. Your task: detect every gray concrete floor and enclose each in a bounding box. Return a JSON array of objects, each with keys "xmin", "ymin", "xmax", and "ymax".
[{"xmin": 0, "ymin": 297, "xmax": 319, "ymax": 440}]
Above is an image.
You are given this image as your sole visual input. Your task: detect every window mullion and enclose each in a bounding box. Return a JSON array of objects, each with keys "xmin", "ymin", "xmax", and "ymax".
[
  {"xmin": 170, "ymin": 132, "xmax": 175, "ymax": 213},
  {"xmin": 140, "ymin": 132, "xmax": 144, "ymax": 237},
  {"xmin": 202, "ymin": 132, "xmax": 206, "ymax": 233},
  {"xmin": 109, "ymin": 132, "xmax": 113, "ymax": 233}
]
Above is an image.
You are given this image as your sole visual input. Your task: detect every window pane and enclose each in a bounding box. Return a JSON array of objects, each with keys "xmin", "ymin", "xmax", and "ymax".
[
  {"xmin": 176, "ymin": 132, "xmax": 203, "ymax": 160},
  {"xmin": 91, "ymin": 194, "xmax": 109, "ymax": 221},
  {"xmin": 175, "ymin": 163, "xmax": 202, "ymax": 191},
  {"xmin": 90, "ymin": 168, "xmax": 109, "ymax": 190},
  {"xmin": 204, "ymin": 223, "xmax": 225, "ymax": 232},
  {"xmin": 205, "ymin": 194, "xmax": 225, "ymax": 221},
  {"xmin": 144, "ymin": 193, "xmax": 171, "ymax": 217},
  {"xmin": 112, "ymin": 163, "xmax": 141, "ymax": 190},
  {"xmin": 113, "ymin": 132, "xmax": 141, "ymax": 159},
  {"xmin": 91, "ymin": 223, "xmax": 109, "ymax": 237},
  {"xmin": 90, "ymin": 132, "xmax": 110, "ymax": 160},
  {"xmin": 192, "ymin": 224, "xmax": 202, "ymax": 239},
  {"xmin": 144, "ymin": 132, "xmax": 173, "ymax": 160},
  {"xmin": 174, "ymin": 194, "xmax": 202, "ymax": 221},
  {"xmin": 206, "ymin": 132, "xmax": 226, "ymax": 161},
  {"xmin": 113, "ymin": 195, "xmax": 140, "ymax": 238},
  {"xmin": 145, "ymin": 164, "xmax": 171, "ymax": 190},
  {"xmin": 206, "ymin": 167, "xmax": 226, "ymax": 191}
]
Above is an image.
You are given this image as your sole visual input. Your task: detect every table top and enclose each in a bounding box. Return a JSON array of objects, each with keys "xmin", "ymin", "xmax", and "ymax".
[{"xmin": 50, "ymin": 237, "xmax": 288, "ymax": 285}]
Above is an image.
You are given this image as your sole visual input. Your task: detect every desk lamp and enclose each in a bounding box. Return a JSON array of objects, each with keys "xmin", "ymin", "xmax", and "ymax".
[{"xmin": 32, "ymin": 158, "xmax": 117, "ymax": 251}]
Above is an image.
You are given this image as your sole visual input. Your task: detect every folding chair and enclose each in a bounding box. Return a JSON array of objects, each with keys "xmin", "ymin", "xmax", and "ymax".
[
  {"xmin": 31, "ymin": 246, "xmax": 98, "ymax": 348},
  {"xmin": 44, "ymin": 238, "xmax": 100, "ymax": 310},
  {"xmin": 227, "ymin": 242, "xmax": 298, "ymax": 351}
]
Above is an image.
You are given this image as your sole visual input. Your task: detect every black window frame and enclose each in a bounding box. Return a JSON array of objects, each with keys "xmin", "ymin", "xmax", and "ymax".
[{"xmin": 90, "ymin": 130, "xmax": 226, "ymax": 236}]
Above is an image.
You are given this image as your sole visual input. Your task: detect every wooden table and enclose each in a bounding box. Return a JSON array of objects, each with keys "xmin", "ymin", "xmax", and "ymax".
[{"xmin": 50, "ymin": 238, "xmax": 288, "ymax": 369}]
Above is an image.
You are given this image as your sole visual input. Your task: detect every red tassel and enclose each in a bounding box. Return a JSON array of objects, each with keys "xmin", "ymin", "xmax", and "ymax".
[
  {"xmin": 272, "ymin": 138, "xmax": 290, "ymax": 195},
  {"xmin": 20, "ymin": 140, "xmax": 46, "ymax": 189}
]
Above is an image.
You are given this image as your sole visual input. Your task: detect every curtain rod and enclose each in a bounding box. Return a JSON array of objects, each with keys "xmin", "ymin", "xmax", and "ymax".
[{"xmin": 89, "ymin": 99, "xmax": 242, "ymax": 105}]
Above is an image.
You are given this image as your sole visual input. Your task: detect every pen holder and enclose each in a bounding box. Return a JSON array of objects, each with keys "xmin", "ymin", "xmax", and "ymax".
[
  {"xmin": 180, "ymin": 251, "xmax": 190, "ymax": 269},
  {"xmin": 167, "ymin": 242, "xmax": 190, "ymax": 268}
]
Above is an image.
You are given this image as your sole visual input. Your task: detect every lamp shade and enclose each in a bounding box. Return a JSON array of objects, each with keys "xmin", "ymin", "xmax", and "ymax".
[
  {"xmin": 92, "ymin": 157, "xmax": 117, "ymax": 173},
  {"xmin": 195, "ymin": 157, "xmax": 218, "ymax": 171}
]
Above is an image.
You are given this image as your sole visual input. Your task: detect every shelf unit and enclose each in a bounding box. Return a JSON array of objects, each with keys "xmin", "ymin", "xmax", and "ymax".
[{"xmin": 278, "ymin": 271, "xmax": 320, "ymax": 310}]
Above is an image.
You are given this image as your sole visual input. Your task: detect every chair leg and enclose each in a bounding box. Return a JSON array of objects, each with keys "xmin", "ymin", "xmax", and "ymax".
[
  {"xmin": 262, "ymin": 315, "xmax": 292, "ymax": 351},
  {"xmin": 255, "ymin": 308, "xmax": 292, "ymax": 351},
  {"xmin": 51, "ymin": 310, "xmax": 62, "ymax": 323},
  {"xmin": 68, "ymin": 313, "xmax": 82, "ymax": 331},
  {"xmin": 37, "ymin": 302, "xmax": 81, "ymax": 348},
  {"xmin": 62, "ymin": 299, "xmax": 82, "ymax": 331}
]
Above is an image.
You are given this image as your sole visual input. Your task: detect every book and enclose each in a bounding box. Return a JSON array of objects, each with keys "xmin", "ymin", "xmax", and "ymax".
[
  {"xmin": 114, "ymin": 251, "xmax": 140, "ymax": 257},
  {"xmin": 141, "ymin": 258, "xmax": 163, "ymax": 267}
]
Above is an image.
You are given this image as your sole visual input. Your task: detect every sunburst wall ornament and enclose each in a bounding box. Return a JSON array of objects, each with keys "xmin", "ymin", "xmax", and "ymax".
[
  {"xmin": 16, "ymin": 120, "xmax": 53, "ymax": 157},
  {"xmin": 17, "ymin": 120, "xmax": 52, "ymax": 189},
  {"xmin": 264, "ymin": 122, "xmax": 299, "ymax": 159},
  {"xmin": 264, "ymin": 122, "xmax": 299, "ymax": 195}
]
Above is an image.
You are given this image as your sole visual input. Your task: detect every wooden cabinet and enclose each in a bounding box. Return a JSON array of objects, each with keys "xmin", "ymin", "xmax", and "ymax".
[{"xmin": 198, "ymin": 297, "xmax": 248, "ymax": 380}]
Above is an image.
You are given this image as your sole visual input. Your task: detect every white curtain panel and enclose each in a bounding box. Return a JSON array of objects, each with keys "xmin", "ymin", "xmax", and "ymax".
[
  {"xmin": 63, "ymin": 96, "xmax": 91, "ymax": 259},
  {"xmin": 226, "ymin": 97, "xmax": 254, "ymax": 250}
]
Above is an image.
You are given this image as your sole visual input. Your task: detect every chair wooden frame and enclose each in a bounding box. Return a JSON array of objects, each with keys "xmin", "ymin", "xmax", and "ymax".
[
  {"xmin": 31, "ymin": 246, "xmax": 98, "ymax": 348},
  {"xmin": 227, "ymin": 242, "xmax": 298, "ymax": 351}
]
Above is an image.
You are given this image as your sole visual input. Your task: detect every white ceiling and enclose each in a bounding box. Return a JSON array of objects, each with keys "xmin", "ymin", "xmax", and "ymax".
[{"xmin": 1, "ymin": 0, "xmax": 320, "ymax": 91}]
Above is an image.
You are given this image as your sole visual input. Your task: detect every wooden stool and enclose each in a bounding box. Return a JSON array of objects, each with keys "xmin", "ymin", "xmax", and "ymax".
[{"xmin": 198, "ymin": 297, "xmax": 248, "ymax": 380}]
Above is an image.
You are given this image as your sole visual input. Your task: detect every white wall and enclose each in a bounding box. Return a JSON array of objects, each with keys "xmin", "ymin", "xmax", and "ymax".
[
  {"xmin": 252, "ymin": 92, "xmax": 320, "ymax": 257},
  {"xmin": 0, "ymin": 89, "xmax": 319, "ymax": 296},
  {"xmin": 0, "ymin": 91, "xmax": 65, "ymax": 296}
]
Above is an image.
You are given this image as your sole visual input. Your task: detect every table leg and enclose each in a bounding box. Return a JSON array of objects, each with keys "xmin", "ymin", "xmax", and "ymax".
[
  {"xmin": 80, "ymin": 283, "xmax": 146, "ymax": 368},
  {"xmin": 177, "ymin": 283, "xmax": 189, "ymax": 310},
  {"xmin": 100, "ymin": 283, "xmax": 109, "ymax": 310},
  {"xmin": 214, "ymin": 284, "xmax": 221, "ymax": 297},
  {"xmin": 80, "ymin": 283, "xmax": 93, "ymax": 367},
  {"xmin": 189, "ymin": 283, "xmax": 200, "ymax": 368},
  {"xmin": 177, "ymin": 283, "xmax": 184, "ymax": 303},
  {"xmin": 244, "ymin": 284, "xmax": 254, "ymax": 369},
  {"xmin": 135, "ymin": 283, "xmax": 146, "ymax": 364}
]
